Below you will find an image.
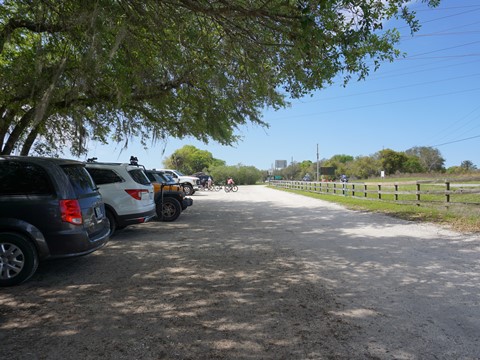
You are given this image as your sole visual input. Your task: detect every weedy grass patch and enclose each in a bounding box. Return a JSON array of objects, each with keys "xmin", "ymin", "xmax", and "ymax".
[{"xmin": 273, "ymin": 187, "xmax": 480, "ymax": 233}]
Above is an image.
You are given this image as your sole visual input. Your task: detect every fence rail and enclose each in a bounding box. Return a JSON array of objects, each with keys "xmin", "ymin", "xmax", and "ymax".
[{"xmin": 269, "ymin": 180, "xmax": 480, "ymax": 207}]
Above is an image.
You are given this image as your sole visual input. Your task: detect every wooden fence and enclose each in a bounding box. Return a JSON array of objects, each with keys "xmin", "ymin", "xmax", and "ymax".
[{"xmin": 269, "ymin": 180, "xmax": 480, "ymax": 207}]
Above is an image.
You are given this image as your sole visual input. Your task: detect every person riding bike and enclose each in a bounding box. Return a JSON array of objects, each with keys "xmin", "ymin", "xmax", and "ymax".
[{"xmin": 224, "ymin": 177, "xmax": 238, "ymax": 192}]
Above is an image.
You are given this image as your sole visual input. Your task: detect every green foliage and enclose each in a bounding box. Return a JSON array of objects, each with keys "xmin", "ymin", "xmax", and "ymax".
[
  {"xmin": 347, "ymin": 156, "xmax": 381, "ymax": 179},
  {"xmin": 446, "ymin": 160, "xmax": 478, "ymax": 175},
  {"xmin": 209, "ymin": 165, "xmax": 262, "ymax": 185},
  {"xmin": 403, "ymin": 155, "xmax": 425, "ymax": 173},
  {"xmin": 163, "ymin": 145, "xmax": 225, "ymax": 174},
  {"xmin": 297, "ymin": 147, "xmax": 444, "ymax": 180},
  {"xmin": 405, "ymin": 146, "xmax": 445, "ymax": 172},
  {"xmin": 461, "ymin": 160, "xmax": 477, "ymax": 171},
  {"xmin": 0, "ymin": 0, "xmax": 441, "ymax": 156},
  {"xmin": 378, "ymin": 148, "xmax": 409, "ymax": 175}
]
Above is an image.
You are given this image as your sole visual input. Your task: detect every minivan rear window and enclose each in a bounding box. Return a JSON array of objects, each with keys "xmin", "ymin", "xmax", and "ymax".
[
  {"xmin": 61, "ymin": 165, "xmax": 98, "ymax": 196},
  {"xmin": 128, "ymin": 169, "xmax": 151, "ymax": 186},
  {"xmin": 0, "ymin": 160, "xmax": 54, "ymax": 195}
]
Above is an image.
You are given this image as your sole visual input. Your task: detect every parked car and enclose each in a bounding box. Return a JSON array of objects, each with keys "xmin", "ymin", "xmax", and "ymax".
[
  {"xmin": 85, "ymin": 159, "xmax": 156, "ymax": 235},
  {"xmin": 145, "ymin": 170, "xmax": 193, "ymax": 222},
  {"xmin": 0, "ymin": 156, "xmax": 110, "ymax": 286},
  {"xmin": 155, "ymin": 169, "xmax": 200, "ymax": 196},
  {"xmin": 193, "ymin": 172, "xmax": 214, "ymax": 189}
]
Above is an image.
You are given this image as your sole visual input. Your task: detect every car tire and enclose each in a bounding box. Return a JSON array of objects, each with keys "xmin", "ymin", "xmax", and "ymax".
[
  {"xmin": 106, "ymin": 210, "xmax": 117, "ymax": 236},
  {"xmin": 182, "ymin": 184, "xmax": 194, "ymax": 196},
  {"xmin": 0, "ymin": 232, "xmax": 39, "ymax": 287},
  {"xmin": 158, "ymin": 197, "xmax": 182, "ymax": 222}
]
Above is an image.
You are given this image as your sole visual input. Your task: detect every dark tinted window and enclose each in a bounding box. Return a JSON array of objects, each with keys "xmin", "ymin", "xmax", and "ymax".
[
  {"xmin": 154, "ymin": 173, "xmax": 168, "ymax": 183},
  {"xmin": 0, "ymin": 160, "xmax": 54, "ymax": 195},
  {"xmin": 160, "ymin": 172, "xmax": 176, "ymax": 183},
  {"xmin": 128, "ymin": 169, "xmax": 151, "ymax": 186},
  {"xmin": 145, "ymin": 172, "xmax": 157, "ymax": 182},
  {"xmin": 149, "ymin": 172, "xmax": 167, "ymax": 183},
  {"xmin": 62, "ymin": 165, "xmax": 97, "ymax": 196},
  {"xmin": 86, "ymin": 168, "xmax": 123, "ymax": 185}
]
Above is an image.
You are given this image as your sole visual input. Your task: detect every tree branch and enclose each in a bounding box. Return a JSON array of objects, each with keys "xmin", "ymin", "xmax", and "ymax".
[{"xmin": 1, "ymin": 18, "xmax": 65, "ymax": 54}]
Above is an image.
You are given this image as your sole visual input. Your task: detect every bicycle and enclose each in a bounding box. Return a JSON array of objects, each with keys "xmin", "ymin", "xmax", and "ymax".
[{"xmin": 224, "ymin": 183, "xmax": 238, "ymax": 192}]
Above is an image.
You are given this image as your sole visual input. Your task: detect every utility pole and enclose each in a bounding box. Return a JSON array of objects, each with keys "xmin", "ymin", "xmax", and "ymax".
[{"xmin": 316, "ymin": 144, "xmax": 319, "ymax": 181}]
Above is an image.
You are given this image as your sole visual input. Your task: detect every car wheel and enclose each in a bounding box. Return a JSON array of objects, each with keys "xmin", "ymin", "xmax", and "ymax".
[
  {"xmin": 158, "ymin": 197, "xmax": 182, "ymax": 222},
  {"xmin": 183, "ymin": 184, "xmax": 194, "ymax": 196},
  {"xmin": 106, "ymin": 210, "xmax": 117, "ymax": 236},
  {"xmin": 0, "ymin": 232, "xmax": 39, "ymax": 287}
]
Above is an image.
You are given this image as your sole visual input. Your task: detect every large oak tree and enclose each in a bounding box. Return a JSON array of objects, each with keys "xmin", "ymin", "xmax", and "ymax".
[{"xmin": 0, "ymin": 0, "xmax": 440, "ymax": 156}]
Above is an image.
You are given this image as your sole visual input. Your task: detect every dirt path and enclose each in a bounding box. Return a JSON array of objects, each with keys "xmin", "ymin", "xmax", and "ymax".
[{"xmin": 1, "ymin": 185, "xmax": 479, "ymax": 359}]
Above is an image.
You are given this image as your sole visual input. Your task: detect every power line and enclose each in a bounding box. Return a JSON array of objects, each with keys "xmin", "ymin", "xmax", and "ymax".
[
  {"xmin": 432, "ymin": 134, "xmax": 480, "ymax": 147},
  {"xmin": 402, "ymin": 40, "xmax": 480, "ymax": 59},
  {"xmin": 298, "ymin": 73, "xmax": 480, "ymax": 104},
  {"xmin": 272, "ymin": 87, "xmax": 480, "ymax": 120}
]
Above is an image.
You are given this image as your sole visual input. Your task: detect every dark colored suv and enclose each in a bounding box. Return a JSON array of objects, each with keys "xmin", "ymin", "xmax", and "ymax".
[
  {"xmin": 145, "ymin": 170, "xmax": 193, "ymax": 222},
  {"xmin": 0, "ymin": 156, "xmax": 110, "ymax": 286}
]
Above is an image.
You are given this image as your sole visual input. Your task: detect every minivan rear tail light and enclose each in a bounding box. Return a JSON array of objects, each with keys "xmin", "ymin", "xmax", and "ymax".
[
  {"xmin": 125, "ymin": 189, "xmax": 149, "ymax": 200},
  {"xmin": 60, "ymin": 199, "xmax": 83, "ymax": 225}
]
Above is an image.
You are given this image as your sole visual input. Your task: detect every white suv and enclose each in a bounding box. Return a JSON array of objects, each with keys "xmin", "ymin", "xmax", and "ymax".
[
  {"xmin": 86, "ymin": 160, "xmax": 156, "ymax": 235},
  {"xmin": 156, "ymin": 169, "xmax": 200, "ymax": 195}
]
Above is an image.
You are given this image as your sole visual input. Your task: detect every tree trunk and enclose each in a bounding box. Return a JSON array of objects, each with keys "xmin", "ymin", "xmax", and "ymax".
[
  {"xmin": 20, "ymin": 122, "xmax": 41, "ymax": 156},
  {"xmin": 1, "ymin": 57, "xmax": 67, "ymax": 155},
  {"xmin": 0, "ymin": 106, "xmax": 9, "ymax": 151},
  {"xmin": 0, "ymin": 108, "xmax": 35, "ymax": 155}
]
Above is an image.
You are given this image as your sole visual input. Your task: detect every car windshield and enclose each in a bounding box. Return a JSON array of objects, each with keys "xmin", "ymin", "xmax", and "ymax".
[{"xmin": 174, "ymin": 170, "xmax": 185, "ymax": 176}]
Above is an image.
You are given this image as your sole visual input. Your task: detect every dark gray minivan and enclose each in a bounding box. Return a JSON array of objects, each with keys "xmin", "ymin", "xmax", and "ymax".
[{"xmin": 0, "ymin": 156, "xmax": 110, "ymax": 286}]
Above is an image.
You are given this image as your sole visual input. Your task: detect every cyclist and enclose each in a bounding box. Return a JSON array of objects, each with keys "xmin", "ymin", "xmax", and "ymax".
[{"xmin": 224, "ymin": 177, "xmax": 238, "ymax": 192}]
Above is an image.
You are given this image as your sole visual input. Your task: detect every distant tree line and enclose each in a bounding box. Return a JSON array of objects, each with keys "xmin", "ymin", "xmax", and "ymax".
[
  {"xmin": 163, "ymin": 145, "xmax": 478, "ymax": 184},
  {"xmin": 276, "ymin": 146, "xmax": 478, "ymax": 181},
  {"xmin": 163, "ymin": 145, "xmax": 262, "ymax": 185}
]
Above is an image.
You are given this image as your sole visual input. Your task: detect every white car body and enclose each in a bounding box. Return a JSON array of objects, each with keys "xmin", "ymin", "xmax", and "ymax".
[
  {"xmin": 156, "ymin": 169, "xmax": 200, "ymax": 195},
  {"xmin": 85, "ymin": 162, "xmax": 156, "ymax": 234}
]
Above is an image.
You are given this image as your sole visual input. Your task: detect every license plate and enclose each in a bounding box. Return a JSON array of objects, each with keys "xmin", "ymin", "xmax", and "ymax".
[{"xmin": 94, "ymin": 206, "xmax": 104, "ymax": 219}]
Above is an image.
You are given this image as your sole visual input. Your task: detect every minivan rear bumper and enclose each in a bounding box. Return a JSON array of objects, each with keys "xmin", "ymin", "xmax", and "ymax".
[{"xmin": 42, "ymin": 225, "xmax": 110, "ymax": 259}]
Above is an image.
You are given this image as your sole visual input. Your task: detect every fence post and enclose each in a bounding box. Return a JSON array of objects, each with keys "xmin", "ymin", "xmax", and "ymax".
[
  {"xmin": 395, "ymin": 184, "xmax": 399, "ymax": 202},
  {"xmin": 352, "ymin": 184, "xmax": 355, "ymax": 197},
  {"xmin": 445, "ymin": 181, "xmax": 450, "ymax": 207},
  {"xmin": 416, "ymin": 183, "xmax": 421, "ymax": 203},
  {"xmin": 364, "ymin": 184, "xmax": 367, "ymax": 198},
  {"xmin": 378, "ymin": 184, "xmax": 382, "ymax": 200}
]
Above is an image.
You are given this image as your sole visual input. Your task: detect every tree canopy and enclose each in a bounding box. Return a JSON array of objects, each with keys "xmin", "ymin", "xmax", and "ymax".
[
  {"xmin": 163, "ymin": 145, "xmax": 225, "ymax": 174},
  {"xmin": 0, "ymin": 0, "xmax": 440, "ymax": 156}
]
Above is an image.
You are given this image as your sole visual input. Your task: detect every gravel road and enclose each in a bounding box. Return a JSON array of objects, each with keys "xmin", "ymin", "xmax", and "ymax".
[{"xmin": 1, "ymin": 185, "xmax": 479, "ymax": 359}]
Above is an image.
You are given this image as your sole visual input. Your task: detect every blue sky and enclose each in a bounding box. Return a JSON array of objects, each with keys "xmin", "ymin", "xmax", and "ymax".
[{"xmin": 82, "ymin": 0, "xmax": 480, "ymax": 171}]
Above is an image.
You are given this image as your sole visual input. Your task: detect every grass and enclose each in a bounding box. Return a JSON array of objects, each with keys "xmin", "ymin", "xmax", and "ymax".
[{"xmin": 271, "ymin": 186, "xmax": 480, "ymax": 233}]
